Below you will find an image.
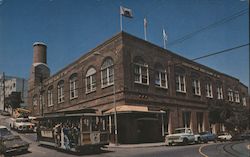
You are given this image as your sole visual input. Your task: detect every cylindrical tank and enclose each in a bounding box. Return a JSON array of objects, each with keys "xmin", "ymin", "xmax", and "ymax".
[{"xmin": 33, "ymin": 42, "xmax": 47, "ymax": 64}]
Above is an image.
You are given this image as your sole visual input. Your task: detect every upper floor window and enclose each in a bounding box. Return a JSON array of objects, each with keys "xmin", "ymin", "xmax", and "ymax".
[
  {"xmin": 176, "ymin": 74, "xmax": 186, "ymax": 93},
  {"xmin": 242, "ymin": 97, "xmax": 247, "ymax": 106},
  {"xmin": 101, "ymin": 58, "xmax": 114, "ymax": 87},
  {"xmin": 217, "ymin": 86, "xmax": 223, "ymax": 100},
  {"xmin": 86, "ymin": 67, "xmax": 97, "ymax": 93},
  {"xmin": 39, "ymin": 93, "xmax": 45, "ymax": 112},
  {"xmin": 47, "ymin": 86, "xmax": 53, "ymax": 107},
  {"xmin": 57, "ymin": 80, "xmax": 64, "ymax": 103},
  {"xmin": 69, "ymin": 73, "xmax": 78, "ymax": 99},
  {"xmin": 228, "ymin": 89, "xmax": 234, "ymax": 102},
  {"xmin": 192, "ymin": 79, "xmax": 201, "ymax": 96},
  {"xmin": 134, "ymin": 63, "xmax": 149, "ymax": 85},
  {"xmin": 234, "ymin": 91, "xmax": 240, "ymax": 103},
  {"xmin": 33, "ymin": 95, "xmax": 38, "ymax": 106},
  {"xmin": 205, "ymin": 83, "xmax": 213, "ymax": 98},
  {"xmin": 155, "ymin": 65, "xmax": 168, "ymax": 88}
]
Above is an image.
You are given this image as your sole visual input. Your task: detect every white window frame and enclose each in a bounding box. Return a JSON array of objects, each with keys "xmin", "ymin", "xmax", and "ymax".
[
  {"xmin": 86, "ymin": 68, "xmax": 97, "ymax": 93},
  {"xmin": 70, "ymin": 76, "xmax": 78, "ymax": 99},
  {"xmin": 47, "ymin": 88, "xmax": 53, "ymax": 107},
  {"xmin": 39, "ymin": 94, "xmax": 45, "ymax": 112},
  {"xmin": 206, "ymin": 83, "xmax": 213, "ymax": 98},
  {"xmin": 155, "ymin": 70, "xmax": 168, "ymax": 88},
  {"xmin": 242, "ymin": 97, "xmax": 247, "ymax": 106},
  {"xmin": 234, "ymin": 91, "xmax": 240, "ymax": 103},
  {"xmin": 134, "ymin": 63, "xmax": 149, "ymax": 85},
  {"xmin": 228, "ymin": 89, "xmax": 234, "ymax": 102},
  {"xmin": 217, "ymin": 86, "xmax": 223, "ymax": 100},
  {"xmin": 33, "ymin": 96, "xmax": 37, "ymax": 106},
  {"xmin": 192, "ymin": 79, "xmax": 201, "ymax": 96},
  {"xmin": 176, "ymin": 74, "xmax": 186, "ymax": 93},
  {"xmin": 101, "ymin": 59, "xmax": 114, "ymax": 88},
  {"xmin": 58, "ymin": 82, "xmax": 64, "ymax": 103}
]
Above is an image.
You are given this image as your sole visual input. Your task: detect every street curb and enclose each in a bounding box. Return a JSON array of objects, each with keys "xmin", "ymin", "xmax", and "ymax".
[{"xmin": 105, "ymin": 143, "xmax": 167, "ymax": 149}]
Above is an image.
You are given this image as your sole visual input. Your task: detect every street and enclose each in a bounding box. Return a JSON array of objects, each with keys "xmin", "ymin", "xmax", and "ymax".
[{"xmin": 1, "ymin": 115, "xmax": 249, "ymax": 157}]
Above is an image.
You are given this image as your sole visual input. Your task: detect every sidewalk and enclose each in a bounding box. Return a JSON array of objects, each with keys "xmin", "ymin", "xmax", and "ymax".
[{"xmin": 106, "ymin": 142, "xmax": 166, "ymax": 149}]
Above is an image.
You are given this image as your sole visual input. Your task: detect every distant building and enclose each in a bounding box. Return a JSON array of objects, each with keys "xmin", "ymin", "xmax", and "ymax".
[
  {"xmin": 28, "ymin": 32, "xmax": 249, "ymax": 144},
  {"xmin": 0, "ymin": 74, "xmax": 28, "ymax": 112}
]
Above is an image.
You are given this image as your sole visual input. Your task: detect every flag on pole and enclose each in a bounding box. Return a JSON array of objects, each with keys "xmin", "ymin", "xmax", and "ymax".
[
  {"xmin": 144, "ymin": 17, "xmax": 147, "ymax": 28},
  {"xmin": 144, "ymin": 17, "xmax": 147, "ymax": 40},
  {"xmin": 163, "ymin": 28, "xmax": 167, "ymax": 49},
  {"xmin": 163, "ymin": 29, "xmax": 167, "ymax": 41},
  {"xmin": 120, "ymin": 6, "xmax": 133, "ymax": 18}
]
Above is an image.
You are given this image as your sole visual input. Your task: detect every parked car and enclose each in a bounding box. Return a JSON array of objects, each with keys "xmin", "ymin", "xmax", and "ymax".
[
  {"xmin": 231, "ymin": 132, "xmax": 250, "ymax": 141},
  {"xmin": 0, "ymin": 125, "xmax": 29, "ymax": 154},
  {"xmin": 10, "ymin": 118, "xmax": 35, "ymax": 132},
  {"xmin": 241, "ymin": 132, "xmax": 250, "ymax": 140},
  {"xmin": 199, "ymin": 131, "xmax": 217, "ymax": 143},
  {"xmin": 165, "ymin": 128, "xmax": 195, "ymax": 146},
  {"xmin": 0, "ymin": 110, "xmax": 10, "ymax": 116},
  {"xmin": 217, "ymin": 132, "xmax": 232, "ymax": 141},
  {"xmin": 231, "ymin": 133, "xmax": 245, "ymax": 141}
]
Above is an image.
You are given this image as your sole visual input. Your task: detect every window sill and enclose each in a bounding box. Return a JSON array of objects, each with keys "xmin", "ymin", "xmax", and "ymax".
[
  {"xmin": 217, "ymin": 98, "xmax": 223, "ymax": 100},
  {"xmin": 86, "ymin": 90, "xmax": 96, "ymax": 94},
  {"xmin": 206, "ymin": 96, "xmax": 213, "ymax": 99},
  {"xmin": 70, "ymin": 96, "xmax": 78, "ymax": 100},
  {"xmin": 176, "ymin": 90, "xmax": 186, "ymax": 93},
  {"xmin": 134, "ymin": 82, "xmax": 149, "ymax": 86},
  {"xmin": 58, "ymin": 101, "xmax": 64, "ymax": 104},
  {"xmin": 48, "ymin": 104, "xmax": 54, "ymax": 107},
  {"xmin": 155, "ymin": 85, "xmax": 168, "ymax": 89},
  {"xmin": 101, "ymin": 83, "xmax": 114, "ymax": 89},
  {"xmin": 194, "ymin": 93, "xmax": 201, "ymax": 96}
]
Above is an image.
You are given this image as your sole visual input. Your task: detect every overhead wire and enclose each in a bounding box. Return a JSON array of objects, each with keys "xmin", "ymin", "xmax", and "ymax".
[{"xmin": 167, "ymin": 8, "xmax": 249, "ymax": 47}]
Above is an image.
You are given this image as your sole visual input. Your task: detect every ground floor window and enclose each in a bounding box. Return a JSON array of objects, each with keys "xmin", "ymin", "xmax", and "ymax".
[
  {"xmin": 197, "ymin": 112, "xmax": 204, "ymax": 133},
  {"xmin": 163, "ymin": 111, "xmax": 169, "ymax": 135},
  {"xmin": 182, "ymin": 111, "xmax": 191, "ymax": 128}
]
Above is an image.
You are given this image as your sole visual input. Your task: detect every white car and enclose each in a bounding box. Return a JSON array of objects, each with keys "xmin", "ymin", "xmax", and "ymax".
[
  {"xmin": 0, "ymin": 125, "xmax": 29, "ymax": 154},
  {"xmin": 217, "ymin": 132, "xmax": 232, "ymax": 141},
  {"xmin": 165, "ymin": 128, "xmax": 195, "ymax": 145},
  {"xmin": 10, "ymin": 118, "xmax": 35, "ymax": 132}
]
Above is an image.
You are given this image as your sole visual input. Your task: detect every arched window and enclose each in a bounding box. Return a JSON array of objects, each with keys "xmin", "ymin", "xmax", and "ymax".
[
  {"xmin": 234, "ymin": 90, "xmax": 240, "ymax": 103},
  {"xmin": 69, "ymin": 73, "xmax": 78, "ymax": 99},
  {"xmin": 33, "ymin": 95, "xmax": 38, "ymax": 106},
  {"xmin": 191, "ymin": 73, "xmax": 201, "ymax": 96},
  {"xmin": 47, "ymin": 86, "xmax": 53, "ymax": 107},
  {"xmin": 134, "ymin": 57, "xmax": 149, "ymax": 85},
  {"xmin": 39, "ymin": 93, "xmax": 45, "ymax": 114},
  {"xmin": 175, "ymin": 67, "xmax": 186, "ymax": 93},
  {"xmin": 228, "ymin": 88, "xmax": 234, "ymax": 102},
  {"xmin": 101, "ymin": 58, "xmax": 114, "ymax": 87},
  {"xmin": 155, "ymin": 64, "xmax": 168, "ymax": 88},
  {"xmin": 205, "ymin": 78, "xmax": 213, "ymax": 98},
  {"xmin": 57, "ymin": 80, "xmax": 64, "ymax": 103},
  {"xmin": 216, "ymin": 81, "xmax": 223, "ymax": 100},
  {"xmin": 86, "ymin": 67, "xmax": 96, "ymax": 93}
]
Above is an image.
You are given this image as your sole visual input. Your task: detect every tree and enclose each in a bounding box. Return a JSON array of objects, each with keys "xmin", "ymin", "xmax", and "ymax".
[{"xmin": 5, "ymin": 92, "xmax": 23, "ymax": 111}]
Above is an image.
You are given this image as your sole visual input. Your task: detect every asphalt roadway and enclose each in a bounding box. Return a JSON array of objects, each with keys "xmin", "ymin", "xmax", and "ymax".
[{"xmin": 1, "ymin": 115, "xmax": 249, "ymax": 157}]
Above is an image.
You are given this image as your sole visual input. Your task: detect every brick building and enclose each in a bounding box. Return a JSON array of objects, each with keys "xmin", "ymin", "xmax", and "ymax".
[
  {"xmin": 0, "ymin": 74, "xmax": 28, "ymax": 112},
  {"xmin": 28, "ymin": 32, "xmax": 249, "ymax": 144}
]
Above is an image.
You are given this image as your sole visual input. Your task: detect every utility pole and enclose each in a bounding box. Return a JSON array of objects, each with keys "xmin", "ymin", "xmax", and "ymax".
[{"xmin": 2, "ymin": 72, "xmax": 5, "ymax": 111}]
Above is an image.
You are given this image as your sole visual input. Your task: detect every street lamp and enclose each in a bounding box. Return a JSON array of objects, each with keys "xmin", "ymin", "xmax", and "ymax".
[
  {"xmin": 39, "ymin": 77, "xmax": 44, "ymax": 117},
  {"xmin": 94, "ymin": 51, "xmax": 118, "ymax": 145}
]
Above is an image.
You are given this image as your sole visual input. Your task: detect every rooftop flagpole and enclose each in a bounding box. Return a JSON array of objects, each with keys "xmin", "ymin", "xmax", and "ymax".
[
  {"xmin": 120, "ymin": 6, "xmax": 133, "ymax": 32},
  {"xmin": 144, "ymin": 17, "xmax": 147, "ymax": 41},
  {"xmin": 120, "ymin": 6, "xmax": 123, "ymax": 31},
  {"xmin": 163, "ymin": 28, "xmax": 167, "ymax": 49}
]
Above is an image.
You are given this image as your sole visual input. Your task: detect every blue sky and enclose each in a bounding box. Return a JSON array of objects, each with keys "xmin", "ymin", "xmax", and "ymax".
[{"xmin": 0, "ymin": 0, "xmax": 249, "ymax": 86}]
